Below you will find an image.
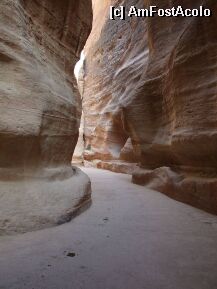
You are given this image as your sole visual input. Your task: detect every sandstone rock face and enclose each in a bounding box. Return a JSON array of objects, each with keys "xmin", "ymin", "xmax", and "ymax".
[
  {"xmin": 0, "ymin": 0, "xmax": 92, "ymax": 235},
  {"xmin": 81, "ymin": 0, "xmax": 146, "ymax": 173},
  {"xmin": 82, "ymin": 0, "xmax": 217, "ymax": 213}
]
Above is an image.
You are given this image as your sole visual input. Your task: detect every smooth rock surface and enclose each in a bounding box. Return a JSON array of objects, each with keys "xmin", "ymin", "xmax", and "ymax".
[
  {"xmin": 0, "ymin": 167, "xmax": 217, "ymax": 289},
  {"xmin": 0, "ymin": 166, "xmax": 91, "ymax": 235},
  {"xmin": 128, "ymin": 0, "xmax": 217, "ymax": 213},
  {"xmin": 80, "ymin": 0, "xmax": 217, "ymax": 212},
  {"xmin": 0, "ymin": 0, "xmax": 92, "ymax": 234},
  {"xmin": 81, "ymin": 0, "xmax": 145, "ymax": 166}
]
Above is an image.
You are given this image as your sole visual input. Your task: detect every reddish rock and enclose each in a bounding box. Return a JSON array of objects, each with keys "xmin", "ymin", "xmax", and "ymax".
[
  {"xmin": 82, "ymin": 0, "xmax": 217, "ymax": 213},
  {"xmin": 80, "ymin": 0, "xmax": 146, "ymax": 172}
]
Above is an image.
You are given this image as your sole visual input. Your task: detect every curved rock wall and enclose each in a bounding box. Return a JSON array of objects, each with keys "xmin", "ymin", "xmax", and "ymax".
[
  {"xmin": 0, "ymin": 0, "xmax": 92, "ymax": 235},
  {"xmin": 81, "ymin": 0, "xmax": 146, "ymax": 172},
  {"xmin": 129, "ymin": 0, "xmax": 217, "ymax": 214},
  {"xmin": 82, "ymin": 0, "xmax": 217, "ymax": 213}
]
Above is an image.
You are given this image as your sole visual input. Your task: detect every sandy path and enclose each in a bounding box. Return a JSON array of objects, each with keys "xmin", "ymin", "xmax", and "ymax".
[{"xmin": 0, "ymin": 167, "xmax": 217, "ymax": 289}]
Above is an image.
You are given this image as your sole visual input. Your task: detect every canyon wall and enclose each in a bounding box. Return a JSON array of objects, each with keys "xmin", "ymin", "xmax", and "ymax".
[
  {"xmin": 82, "ymin": 0, "xmax": 217, "ymax": 213},
  {"xmin": 0, "ymin": 0, "xmax": 92, "ymax": 235},
  {"xmin": 81, "ymin": 0, "xmax": 146, "ymax": 173}
]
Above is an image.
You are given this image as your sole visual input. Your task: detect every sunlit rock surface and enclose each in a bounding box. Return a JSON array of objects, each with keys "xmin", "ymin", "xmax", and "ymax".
[
  {"xmin": 82, "ymin": 0, "xmax": 217, "ymax": 213},
  {"xmin": 81, "ymin": 0, "xmax": 145, "ymax": 173},
  {"xmin": 0, "ymin": 0, "xmax": 92, "ymax": 235}
]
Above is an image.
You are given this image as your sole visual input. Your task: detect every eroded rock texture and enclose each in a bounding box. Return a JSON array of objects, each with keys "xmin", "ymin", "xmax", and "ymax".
[
  {"xmin": 81, "ymin": 0, "xmax": 146, "ymax": 173},
  {"xmin": 0, "ymin": 0, "xmax": 92, "ymax": 235},
  {"xmin": 82, "ymin": 0, "xmax": 217, "ymax": 213}
]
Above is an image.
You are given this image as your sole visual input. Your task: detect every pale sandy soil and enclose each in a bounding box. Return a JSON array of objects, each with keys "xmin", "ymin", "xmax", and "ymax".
[{"xmin": 0, "ymin": 168, "xmax": 217, "ymax": 289}]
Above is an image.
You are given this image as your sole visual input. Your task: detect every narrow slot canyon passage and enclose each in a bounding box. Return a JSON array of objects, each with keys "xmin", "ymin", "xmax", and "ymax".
[
  {"xmin": 1, "ymin": 0, "xmax": 217, "ymax": 288},
  {"xmin": 1, "ymin": 167, "xmax": 217, "ymax": 289}
]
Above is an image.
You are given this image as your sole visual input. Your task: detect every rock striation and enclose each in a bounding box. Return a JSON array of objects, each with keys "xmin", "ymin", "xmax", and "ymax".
[
  {"xmin": 81, "ymin": 0, "xmax": 217, "ymax": 213},
  {"xmin": 128, "ymin": 0, "xmax": 217, "ymax": 214},
  {"xmin": 81, "ymin": 0, "xmax": 146, "ymax": 173},
  {"xmin": 0, "ymin": 0, "xmax": 92, "ymax": 235}
]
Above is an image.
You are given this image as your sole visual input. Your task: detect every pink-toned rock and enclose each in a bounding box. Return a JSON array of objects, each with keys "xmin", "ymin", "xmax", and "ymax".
[
  {"xmin": 81, "ymin": 0, "xmax": 217, "ymax": 213},
  {"xmin": 81, "ymin": 0, "xmax": 146, "ymax": 172}
]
